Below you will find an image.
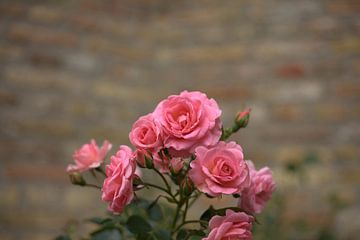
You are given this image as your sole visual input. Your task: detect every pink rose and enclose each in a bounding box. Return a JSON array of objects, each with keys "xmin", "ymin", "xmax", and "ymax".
[
  {"xmin": 67, "ymin": 139, "xmax": 112, "ymax": 173},
  {"xmin": 153, "ymin": 91, "xmax": 222, "ymax": 156},
  {"xmin": 204, "ymin": 209, "xmax": 254, "ymax": 240},
  {"xmin": 189, "ymin": 141, "xmax": 250, "ymax": 197},
  {"xmin": 129, "ymin": 113, "xmax": 162, "ymax": 151},
  {"xmin": 238, "ymin": 160, "xmax": 276, "ymax": 214},
  {"xmin": 101, "ymin": 145, "xmax": 136, "ymax": 214}
]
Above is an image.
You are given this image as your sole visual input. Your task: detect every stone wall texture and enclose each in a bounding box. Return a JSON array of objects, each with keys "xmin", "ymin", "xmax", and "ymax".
[{"xmin": 0, "ymin": 0, "xmax": 359, "ymax": 239}]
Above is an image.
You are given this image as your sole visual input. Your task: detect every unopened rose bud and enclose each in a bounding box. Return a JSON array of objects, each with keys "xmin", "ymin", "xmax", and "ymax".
[
  {"xmin": 180, "ymin": 177, "xmax": 194, "ymax": 197},
  {"xmin": 144, "ymin": 154, "xmax": 154, "ymax": 169},
  {"xmin": 170, "ymin": 158, "xmax": 184, "ymax": 175},
  {"xmin": 135, "ymin": 149, "xmax": 153, "ymax": 169},
  {"xmin": 133, "ymin": 174, "xmax": 145, "ymax": 191},
  {"xmin": 235, "ymin": 108, "xmax": 251, "ymax": 129},
  {"xmin": 68, "ymin": 172, "xmax": 86, "ymax": 186}
]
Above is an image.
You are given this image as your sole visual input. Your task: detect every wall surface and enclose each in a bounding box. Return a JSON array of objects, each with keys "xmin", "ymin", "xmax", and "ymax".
[{"xmin": 0, "ymin": 0, "xmax": 359, "ymax": 239}]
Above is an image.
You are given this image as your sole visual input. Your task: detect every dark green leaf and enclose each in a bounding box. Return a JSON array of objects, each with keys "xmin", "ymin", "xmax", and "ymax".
[
  {"xmin": 91, "ymin": 229, "xmax": 121, "ymax": 240},
  {"xmin": 87, "ymin": 217, "xmax": 113, "ymax": 225},
  {"xmin": 154, "ymin": 229, "xmax": 171, "ymax": 240},
  {"xmin": 126, "ymin": 215, "xmax": 152, "ymax": 234},
  {"xmin": 147, "ymin": 202, "xmax": 163, "ymax": 221},
  {"xmin": 200, "ymin": 205, "xmax": 217, "ymax": 227},
  {"xmin": 55, "ymin": 235, "xmax": 71, "ymax": 240},
  {"xmin": 176, "ymin": 229, "xmax": 205, "ymax": 240}
]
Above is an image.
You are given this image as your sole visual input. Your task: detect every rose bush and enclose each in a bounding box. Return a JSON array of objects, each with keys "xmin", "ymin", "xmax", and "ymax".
[{"xmin": 61, "ymin": 90, "xmax": 275, "ymax": 240}]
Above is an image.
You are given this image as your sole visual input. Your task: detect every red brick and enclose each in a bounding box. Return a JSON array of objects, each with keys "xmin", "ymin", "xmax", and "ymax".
[{"xmin": 276, "ymin": 64, "xmax": 305, "ymax": 79}]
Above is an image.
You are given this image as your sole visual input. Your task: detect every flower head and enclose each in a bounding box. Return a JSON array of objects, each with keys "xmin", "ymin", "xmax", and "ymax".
[
  {"xmin": 67, "ymin": 139, "xmax": 112, "ymax": 173},
  {"xmin": 102, "ymin": 145, "xmax": 136, "ymax": 214},
  {"xmin": 204, "ymin": 209, "xmax": 254, "ymax": 240},
  {"xmin": 238, "ymin": 160, "xmax": 276, "ymax": 214},
  {"xmin": 189, "ymin": 141, "xmax": 250, "ymax": 197}
]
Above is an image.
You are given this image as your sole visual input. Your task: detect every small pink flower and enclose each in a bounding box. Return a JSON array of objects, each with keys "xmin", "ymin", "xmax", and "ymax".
[
  {"xmin": 238, "ymin": 160, "xmax": 276, "ymax": 214},
  {"xmin": 189, "ymin": 141, "xmax": 250, "ymax": 197},
  {"xmin": 204, "ymin": 209, "xmax": 254, "ymax": 240},
  {"xmin": 67, "ymin": 139, "xmax": 112, "ymax": 173},
  {"xmin": 129, "ymin": 113, "xmax": 162, "ymax": 151},
  {"xmin": 153, "ymin": 91, "xmax": 222, "ymax": 156},
  {"xmin": 101, "ymin": 145, "xmax": 136, "ymax": 214}
]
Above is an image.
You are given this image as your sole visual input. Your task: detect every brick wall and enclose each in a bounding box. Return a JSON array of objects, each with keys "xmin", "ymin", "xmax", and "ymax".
[{"xmin": 0, "ymin": 0, "xmax": 359, "ymax": 239}]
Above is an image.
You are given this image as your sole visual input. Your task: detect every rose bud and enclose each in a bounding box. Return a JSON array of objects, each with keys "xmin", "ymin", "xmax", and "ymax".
[
  {"xmin": 68, "ymin": 172, "xmax": 86, "ymax": 186},
  {"xmin": 134, "ymin": 149, "xmax": 153, "ymax": 169},
  {"xmin": 169, "ymin": 157, "xmax": 184, "ymax": 175},
  {"xmin": 180, "ymin": 177, "xmax": 194, "ymax": 197},
  {"xmin": 235, "ymin": 108, "xmax": 251, "ymax": 129}
]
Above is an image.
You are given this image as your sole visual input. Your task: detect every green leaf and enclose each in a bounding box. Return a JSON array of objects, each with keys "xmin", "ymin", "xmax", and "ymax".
[
  {"xmin": 176, "ymin": 229, "xmax": 205, "ymax": 240},
  {"xmin": 126, "ymin": 215, "xmax": 152, "ymax": 235},
  {"xmin": 55, "ymin": 235, "xmax": 71, "ymax": 240},
  {"xmin": 87, "ymin": 217, "xmax": 113, "ymax": 225},
  {"xmin": 200, "ymin": 205, "xmax": 217, "ymax": 227},
  {"xmin": 91, "ymin": 229, "xmax": 121, "ymax": 240},
  {"xmin": 154, "ymin": 229, "xmax": 171, "ymax": 240},
  {"xmin": 147, "ymin": 202, "xmax": 163, "ymax": 221}
]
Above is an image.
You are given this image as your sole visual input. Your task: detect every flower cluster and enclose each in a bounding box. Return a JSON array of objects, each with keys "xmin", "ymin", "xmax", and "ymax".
[{"xmin": 66, "ymin": 90, "xmax": 276, "ymax": 240}]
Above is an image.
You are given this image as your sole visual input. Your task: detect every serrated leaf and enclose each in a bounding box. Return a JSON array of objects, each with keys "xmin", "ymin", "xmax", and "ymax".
[{"xmin": 126, "ymin": 215, "xmax": 152, "ymax": 234}]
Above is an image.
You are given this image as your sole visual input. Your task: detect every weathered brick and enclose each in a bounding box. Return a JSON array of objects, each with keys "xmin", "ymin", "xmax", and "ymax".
[
  {"xmin": 170, "ymin": 45, "xmax": 246, "ymax": 63},
  {"xmin": 0, "ymin": 2, "xmax": 27, "ymax": 17},
  {"xmin": 28, "ymin": 5, "xmax": 63, "ymax": 23},
  {"xmin": 4, "ymin": 163, "xmax": 67, "ymax": 183},
  {"xmin": 7, "ymin": 24, "xmax": 78, "ymax": 47}
]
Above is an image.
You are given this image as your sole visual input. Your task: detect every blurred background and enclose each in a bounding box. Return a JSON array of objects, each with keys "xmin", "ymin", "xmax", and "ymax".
[{"xmin": 0, "ymin": 0, "xmax": 359, "ymax": 239}]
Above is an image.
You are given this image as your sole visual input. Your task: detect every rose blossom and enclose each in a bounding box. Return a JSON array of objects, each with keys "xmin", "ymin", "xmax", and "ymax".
[
  {"xmin": 203, "ymin": 209, "xmax": 254, "ymax": 240},
  {"xmin": 153, "ymin": 91, "xmax": 222, "ymax": 156},
  {"xmin": 67, "ymin": 139, "xmax": 112, "ymax": 173},
  {"xmin": 238, "ymin": 160, "xmax": 276, "ymax": 214},
  {"xmin": 102, "ymin": 145, "xmax": 136, "ymax": 214},
  {"xmin": 189, "ymin": 141, "xmax": 250, "ymax": 197},
  {"xmin": 129, "ymin": 113, "xmax": 162, "ymax": 151}
]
